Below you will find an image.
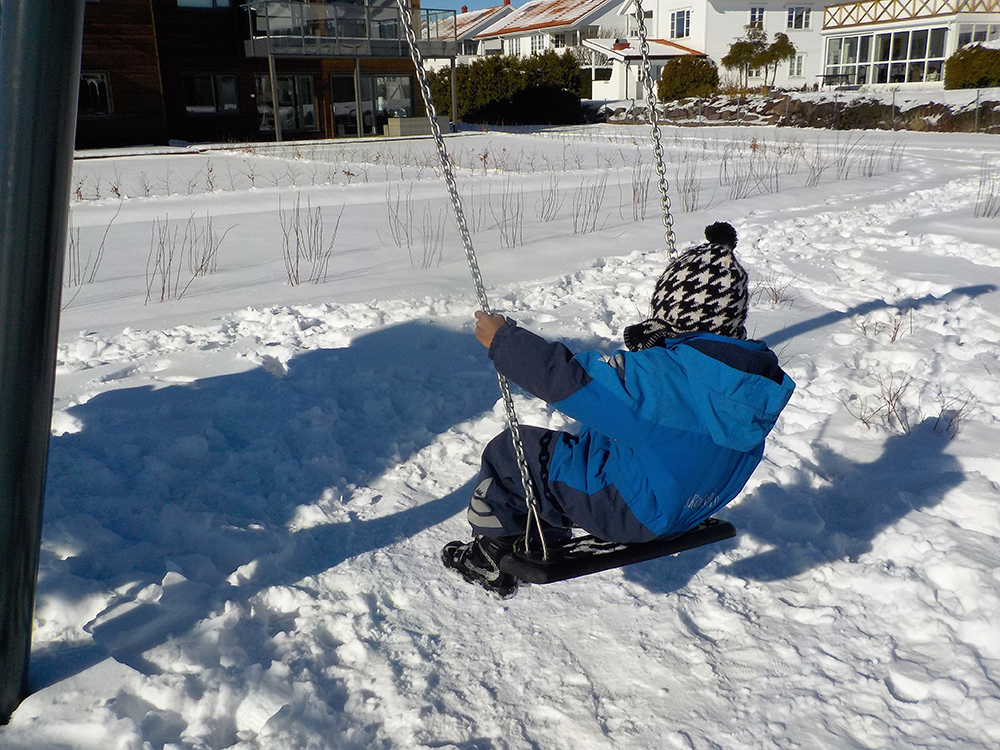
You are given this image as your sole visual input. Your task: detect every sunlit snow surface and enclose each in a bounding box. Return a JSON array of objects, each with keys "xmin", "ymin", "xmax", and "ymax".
[{"xmin": 3, "ymin": 123, "xmax": 1000, "ymax": 749}]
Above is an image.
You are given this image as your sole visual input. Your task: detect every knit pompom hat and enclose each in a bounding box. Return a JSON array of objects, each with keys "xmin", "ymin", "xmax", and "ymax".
[{"xmin": 623, "ymin": 222, "xmax": 749, "ymax": 352}]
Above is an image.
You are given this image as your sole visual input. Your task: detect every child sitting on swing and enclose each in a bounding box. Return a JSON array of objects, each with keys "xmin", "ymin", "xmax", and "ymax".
[{"xmin": 442, "ymin": 222, "xmax": 796, "ymax": 597}]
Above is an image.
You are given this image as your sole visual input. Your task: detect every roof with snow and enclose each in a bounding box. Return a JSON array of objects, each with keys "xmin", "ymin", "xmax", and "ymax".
[
  {"xmin": 583, "ymin": 37, "xmax": 704, "ymax": 60},
  {"xmin": 478, "ymin": 0, "xmax": 623, "ymax": 37},
  {"xmin": 431, "ymin": 4, "xmax": 517, "ymax": 41}
]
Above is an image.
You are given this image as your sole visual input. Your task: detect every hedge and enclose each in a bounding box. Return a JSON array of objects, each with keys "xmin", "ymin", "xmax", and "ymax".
[
  {"xmin": 428, "ymin": 51, "xmax": 586, "ymax": 125},
  {"xmin": 944, "ymin": 45, "xmax": 1000, "ymax": 90},
  {"xmin": 657, "ymin": 56, "xmax": 719, "ymax": 101}
]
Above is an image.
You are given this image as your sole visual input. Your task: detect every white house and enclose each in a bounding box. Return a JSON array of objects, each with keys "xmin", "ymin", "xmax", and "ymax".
[
  {"xmin": 434, "ymin": 2, "xmax": 519, "ymax": 62},
  {"xmin": 425, "ymin": 1, "xmax": 518, "ymax": 71},
  {"xmin": 473, "ymin": 0, "xmax": 629, "ymax": 58},
  {"xmin": 583, "ymin": 36, "xmax": 704, "ymax": 99},
  {"xmin": 820, "ymin": 0, "xmax": 1000, "ymax": 87},
  {"xmin": 609, "ymin": 0, "xmax": 825, "ymax": 90}
]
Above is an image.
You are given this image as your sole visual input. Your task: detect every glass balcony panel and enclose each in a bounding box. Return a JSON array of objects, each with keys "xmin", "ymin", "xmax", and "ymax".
[{"xmin": 243, "ymin": 1, "xmax": 455, "ymax": 58}]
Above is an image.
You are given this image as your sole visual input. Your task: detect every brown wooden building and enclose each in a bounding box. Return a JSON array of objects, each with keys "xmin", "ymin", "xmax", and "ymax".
[{"xmin": 76, "ymin": 0, "xmax": 457, "ymax": 149}]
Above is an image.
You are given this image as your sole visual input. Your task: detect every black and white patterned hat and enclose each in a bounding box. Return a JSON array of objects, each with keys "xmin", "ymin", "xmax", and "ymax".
[{"xmin": 624, "ymin": 222, "xmax": 748, "ymax": 352}]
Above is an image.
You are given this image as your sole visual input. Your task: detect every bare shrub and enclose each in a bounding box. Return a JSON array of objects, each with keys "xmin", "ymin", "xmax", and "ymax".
[
  {"xmin": 572, "ymin": 172, "xmax": 608, "ymax": 234},
  {"xmin": 842, "ymin": 367, "xmax": 914, "ymax": 433},
  {"xmin": 145, "ymin": 211, "xmax": 233, "ymax": 303},
  {"xmin": 749, "ymin": 269, "xmax": 793, "ymax": 307},
  {"xmin": 279, "ymin": 193, "xmax": 344, "ymax": 285},
  {"xmin": 63, "ymin": 200, "xmax": 123, "ymax": 290},
  {"xmin": 805, "ymin": 146, "xmax": 833, "ymax": 188},
  {"xmin": 460, "ymin": 184, "xmax": 489, "ymax": 233},
  {"xmin": 834, "ymin": 133, "xmax": 867, "ymax": 180},
  {"xmin": 888, "ymin": 140, "xmax": 906, "ymax": 172},
  {"xmin": 676, "ymin": 159, "xmax": 703, "ymax": 213},
  {"xmin": 853, "ymin": 309, "xmax": 912, "ymax": 343},
  {"xmin": 630, "ymin": 154, "xmax": 651, "ymax": 221},
  {"xmin": 860, "ymin": 145, "xmax": 885, "ymax": 178},
  {"xmin": 932, "ymin": 387, "xmax": 976, "ymax": 438},
  {"xmin": 535, "ymin": 173, "xmax": 564, "ymax": 223},
  {"xmin": 490, "ymin": 177, "xmax": 524, "ymax": 249},
  {"xmin": 385, "ymin": 183, "xmax": 415, "ymax": 250},
  {"xmin": 974, "ymin": 156, "xmax": 1000, "ymax": 219},
  {"xmin": 415, "ymin": 206, "xmax": 446, "ymax": 269}
]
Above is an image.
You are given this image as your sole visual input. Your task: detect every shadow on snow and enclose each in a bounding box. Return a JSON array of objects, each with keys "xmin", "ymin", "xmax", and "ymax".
[
  {"xmin": 623, "ymin": 417, "xmax": 964, "ymax": 594},
  {"xmin": 32, "ymin": 320, "xmax": 494, "ymax": 689}
]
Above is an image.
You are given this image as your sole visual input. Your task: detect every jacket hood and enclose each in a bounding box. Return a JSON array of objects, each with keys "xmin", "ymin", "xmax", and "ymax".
[{"xmin": 672, "ymin": 337, "xmax": 795, "ymax": 452}]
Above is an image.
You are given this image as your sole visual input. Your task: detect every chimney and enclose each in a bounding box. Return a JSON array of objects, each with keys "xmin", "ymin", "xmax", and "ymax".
[
  {"xmin": 612, "ymin": 38, "xmax": 629, "ymax": 50},
  {"xmin": 504, "ymin": 0, "xmax": 511, "ymax": 5},
  {"xmin": 461, "ymin": 5, "xmax": 468, "ymax": 11}
]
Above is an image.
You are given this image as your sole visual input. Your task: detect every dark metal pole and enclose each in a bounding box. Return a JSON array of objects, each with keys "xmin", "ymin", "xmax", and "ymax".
[{"xmin": 0, "ymin": 0, "xmax": 87, "ymax": 724}]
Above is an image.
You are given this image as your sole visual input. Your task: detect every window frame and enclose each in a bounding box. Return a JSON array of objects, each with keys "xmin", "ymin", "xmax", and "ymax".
[
  {"xmin": 183, "ymin": 73, "xmax": 239, "ymax": 115},
  {"xmin": 670, "ymin": 9, "xmax": 691, "ymax": 40},
  {"xmin": 749, "ymin": 7, "xmax": 765, "ymax": 29},
  {"xmin": 786, "ymin": 7, "xmax": 811, "ymax": 30},
  {"xmin": 79, "ymin": 71, "xmax": 113, "ymax": 118},
  {"xmin": 789, "ymin": 53, "xmax": 804, "ymax": 78},
  {"xmin": 823, "ymin": 26, "xmax": 948, "ymax": 86},
  {"xmin": 254, "ymin": 72, "xmax": 318, "ymax": 132}
]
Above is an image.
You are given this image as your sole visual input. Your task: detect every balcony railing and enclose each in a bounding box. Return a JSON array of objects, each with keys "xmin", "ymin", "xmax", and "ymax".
[
  {"xmin": 243, "ymin": 1, "xmax": 457, "ymax": 59},
  {"xmin": 824, "ymin": 0, "xmax": 1000, "ymax": 30}
]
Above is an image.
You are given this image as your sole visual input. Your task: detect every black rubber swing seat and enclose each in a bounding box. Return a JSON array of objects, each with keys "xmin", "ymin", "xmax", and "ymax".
[{"xmin": 498, "ymin": 518, "xmax": 737, "ymax": 584}]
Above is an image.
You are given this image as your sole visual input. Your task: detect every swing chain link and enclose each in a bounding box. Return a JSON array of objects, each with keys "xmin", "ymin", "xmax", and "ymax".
[
  {"xmin": 395, "ymin": 0, "xmax": 549, "ymax": 560},
  {"xmin": 633, "ymin": 0, "xmax": 677, "ymax": 258}
]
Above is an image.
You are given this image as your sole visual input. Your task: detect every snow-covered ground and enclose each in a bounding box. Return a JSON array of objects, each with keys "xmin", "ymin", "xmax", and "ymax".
[{"xmin": 2, "ymin": 124, "xmax": 1000, "ymax": 749}]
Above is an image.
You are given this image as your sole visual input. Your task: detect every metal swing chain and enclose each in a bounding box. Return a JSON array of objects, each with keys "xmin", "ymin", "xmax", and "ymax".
[
  {"xmin": 395, "ymin": 0, "xmax": 550, "ymax": 560},
  {"xmin": 633, "ymin": 0, "xmax": 678, "ymax": 258}
]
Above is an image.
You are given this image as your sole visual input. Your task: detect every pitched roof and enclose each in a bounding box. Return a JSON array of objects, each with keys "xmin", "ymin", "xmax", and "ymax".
[
  {"xmin": 480, "ymin": 0, "xmax": 622, "ymax": 37},
  {"xmin": 583, "ymin": 37, "xmax": 704, "ymax": 61},
  {"xmin": 432, "ymin": 4, "xmax": 517, "ymax": 41}
]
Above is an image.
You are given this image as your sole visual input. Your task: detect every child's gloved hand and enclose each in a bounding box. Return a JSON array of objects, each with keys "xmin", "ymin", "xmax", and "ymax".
[{"xmin": 474, "ymin": 310, "xmax": 506, "ymax": 348}]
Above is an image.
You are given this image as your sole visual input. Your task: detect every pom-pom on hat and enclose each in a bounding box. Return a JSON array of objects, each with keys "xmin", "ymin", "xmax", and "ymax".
[{"xmin": 623, "ymin": 222, "xmax": 749, "ymax": 352}]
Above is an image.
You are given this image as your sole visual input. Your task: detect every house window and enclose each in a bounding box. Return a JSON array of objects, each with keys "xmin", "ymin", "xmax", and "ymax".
[
  {"xmin": 255, "ymin": 74, "xmax": 317, "ymax": 131},
  {"xmin": 787, "ymin": 7, "xmax": 810, "ymax": 30},
  {"xmin": 749, "ymin": 7, "xmax": 765, "ymax": 29},
  {"xmin": 957, "ymin": 23, "xmax": 1000, "ymax": 47},
  {"xmin": 670, "ymin": 10, "xmax": 691, "ymax": 39},
  {"xmin": 531, "ymin": 34, "xmax": 544, "ymax": 54},
  {"xmin": 183, "ymin": 74, "xmax": 238, "ymax": 114},
  {"xmin": 825, "ymin": 27, "xmax": 947, "ymax": 86},
  {"xmin": 749, "ymin": 67, "xmax": 764, "ymax": 78},
  {"xmin": 552, "ymin": 33, "xmax": 566, "ymax": 49},
  {"xmin": 178, "ymin": 0, "xmax": 230, "ymax": 7},
  {"xmin": 789, "ymin": 54, "xmax": 804, "ymax": 77},
  {"xmin": 462, "ymin": 39, "xmax": 478, "ymax": 55},
  {"xmin": 79, "ymin": 72, "xmax": 112, "ymax": 117}
]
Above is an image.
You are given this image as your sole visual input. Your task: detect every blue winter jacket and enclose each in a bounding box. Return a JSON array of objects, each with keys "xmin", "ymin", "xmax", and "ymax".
[{"xmin": 489, "ymin": 322, "xmax": 795, "ymax": 538}]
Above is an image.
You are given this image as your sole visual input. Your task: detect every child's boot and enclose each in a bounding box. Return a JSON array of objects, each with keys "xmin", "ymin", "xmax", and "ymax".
[{"xmin": 441, "ymin": 536, "xmax": 519, "ymax": 598}]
